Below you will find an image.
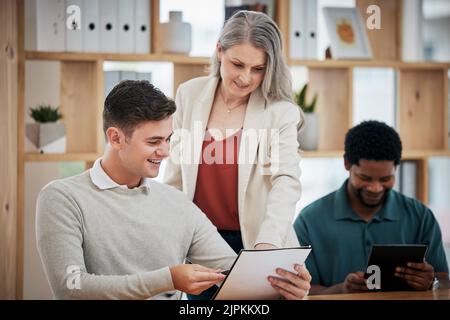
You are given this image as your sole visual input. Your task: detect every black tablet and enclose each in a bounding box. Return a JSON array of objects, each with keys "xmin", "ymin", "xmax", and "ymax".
[{"xmin": 365, "ymin": 244, "xmax": 428, "ymax": 291}]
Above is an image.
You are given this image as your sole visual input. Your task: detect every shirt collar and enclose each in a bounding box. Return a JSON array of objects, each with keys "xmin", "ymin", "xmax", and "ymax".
[
  {"xmin": 89, "ymin": 158, "xmax": 151, "ymax": 190},
  {"xmin": 333, "ymin": 179, "xmax": 400, "ymax": 222}
]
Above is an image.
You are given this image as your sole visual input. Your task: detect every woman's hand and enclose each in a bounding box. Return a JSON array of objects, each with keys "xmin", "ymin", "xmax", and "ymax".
[{"xmin": 268, "ymin": 264, "xmax": 312, "ymax": 300}]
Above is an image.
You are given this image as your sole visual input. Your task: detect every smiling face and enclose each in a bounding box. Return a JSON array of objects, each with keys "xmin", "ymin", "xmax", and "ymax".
[
  {"xmin": 114, "ymin": 117, "xmax": 173, "ymax": 180},
  {"xmin": 345, "ymin": 159, "xmax": 396, "ymax": 209},
  {"xmin": 217, "ymin": 42, "xmax": 267, "ymax": 100}
]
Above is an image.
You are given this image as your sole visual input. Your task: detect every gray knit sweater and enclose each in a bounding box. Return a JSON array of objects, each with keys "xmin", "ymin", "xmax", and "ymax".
[{"xmin": 36, "ymin": 169, "xmax": 236, "ymax": 300}]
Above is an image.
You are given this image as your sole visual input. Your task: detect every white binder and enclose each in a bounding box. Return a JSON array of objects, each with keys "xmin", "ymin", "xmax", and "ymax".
[
  {"xmin": 83, "ymin": 0, "xmax": 100, "ymax": 52},
  {"xmin": 289, "ymin": 0, "xmax": 317, "ymax": 59},
  {"xmin": 118, "ymin": 0, "xmax": 136, "ymax": 53},
  {"xmin": 65, "ymin": 0, "xmax": 83, "ymax": 52},
  {"xmin": 304, "ymin": 0, "xmax": 317, "ymax": 59},
  {"xmin": 99, "ymin": 0, "xmax": 118, "ymax": 53},
  {"xmin": 135, "ymin": 0, "xmax": 151, "ymax": 53},
  {"xmin": 25, "ymin": 0, "xmax": 66, "ymax": 51},
  {"xmin": 289, "ymin": 0, "xmax": 305, "ymax": 60}
]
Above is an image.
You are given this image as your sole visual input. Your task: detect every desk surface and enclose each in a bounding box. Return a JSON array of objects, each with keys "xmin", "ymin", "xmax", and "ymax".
[{"xmin": 305, "ymin": 289, "xmax": 450, "ymax": 300}]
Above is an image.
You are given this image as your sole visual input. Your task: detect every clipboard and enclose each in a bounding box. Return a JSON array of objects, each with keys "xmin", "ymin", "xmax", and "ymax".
[
  {"xmin": 365, "ymin": 244, "xmax": 428, "ymax": 291},
  {"xmin": 213, "ymin": 246, "xmax": 312, "ymax": 300}
]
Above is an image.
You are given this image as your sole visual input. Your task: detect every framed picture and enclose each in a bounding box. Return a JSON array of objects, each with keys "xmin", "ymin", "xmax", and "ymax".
[{"xmin": 323, "ymin": 7, "xmax": 372, "ymax": 59}]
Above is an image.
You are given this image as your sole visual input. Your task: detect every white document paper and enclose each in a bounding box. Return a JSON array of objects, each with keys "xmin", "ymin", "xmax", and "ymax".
[{"xmin": 214, "ymin": 247, "xmax": 311, "ymax": 300}]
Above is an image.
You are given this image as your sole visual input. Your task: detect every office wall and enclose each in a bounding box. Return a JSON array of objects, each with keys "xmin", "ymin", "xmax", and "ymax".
[
  {"xmin": 0, "ymin": 0, "xmax": 18, "ymax": 300},
  {"xmin": 22, "ymin": 61, "xmax": 60, "ymax": 299},
  {"xmin": 23, "ymin": 164, "xmax": 57, "ymax": 299}
]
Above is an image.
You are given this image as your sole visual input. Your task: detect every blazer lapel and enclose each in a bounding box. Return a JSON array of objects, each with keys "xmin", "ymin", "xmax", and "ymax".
[
  {"xmin": 238, "ymin": 87, "xmax": 267, "ymax": 216},
  {"xmin": 185, "ymin": 76, "xmax": 220, "ymax": 200}
]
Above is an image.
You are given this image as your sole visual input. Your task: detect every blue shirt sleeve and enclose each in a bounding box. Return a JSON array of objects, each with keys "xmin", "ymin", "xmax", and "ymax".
[
  {"xmin": 294, "ymin": 214, "xmax": 322, "ymax": 285},
  {"xmin": 419, "ymin": 208, "xmax": 449, "ymax": 273}
]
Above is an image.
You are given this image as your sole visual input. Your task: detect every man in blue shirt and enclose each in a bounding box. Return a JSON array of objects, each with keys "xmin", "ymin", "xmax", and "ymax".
[{"xmin": 294, "ymin": 120, "xmax": 449, "ymax": 294}]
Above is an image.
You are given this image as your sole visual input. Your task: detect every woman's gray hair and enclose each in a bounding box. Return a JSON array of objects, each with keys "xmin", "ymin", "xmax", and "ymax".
[{"xmin": 211, "ymin": 10, "xmax": 294, "ymax": 103}]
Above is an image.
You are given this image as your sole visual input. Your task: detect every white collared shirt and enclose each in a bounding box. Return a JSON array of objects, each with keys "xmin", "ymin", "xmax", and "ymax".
[{"xmin": 89, "ymin": 158, "xmax": 151, "ymax": 190}]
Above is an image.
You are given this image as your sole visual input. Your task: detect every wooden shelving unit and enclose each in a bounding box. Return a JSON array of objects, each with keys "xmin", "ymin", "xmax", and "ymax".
[
  {"xmin": 300, "ymin": 150, "xmax": 450, "ymax": 159},
  {"xmin": 24, "ymin": 153, "xmax": 100, "ymax": 162},
  {"xmin": 289, "ymin": 0, "xmax": 449, "ymax": 205},
  {"xmin": 289, "ymin": 59, "xmax": 450, "ymax": 70},
  {"xmin": 14, "ymin": 0, "xmax": 450, "ymax": 299},
  {"xmin": 25, "ymin": 50, "xmax": 211, "ymax": 64}
]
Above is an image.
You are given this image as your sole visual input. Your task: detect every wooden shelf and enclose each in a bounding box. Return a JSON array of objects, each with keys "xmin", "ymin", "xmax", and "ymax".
[
  {"xmin": 299, "ymin": 150, "xmax": 344, "ymax": 158},
  {"xmin": 26, "ymin": 52, "xmax": 450, "ymax": 70},
  {"xmin": 300, "ymin": 149, "xmax": 450, "ymax": 159},
  {"xmin": 26, "ymin": 150, "xmax": 448, "ymax": 162},
  {"xmin": 289, "ymin": 59, "xmax": 450, "ymax": 70},
  {"xmin": 403, "ymin": 150, "xmax": 450, "ymax": 159},
  {"xmin": 25, "ymin": 51, "xmax": 211, "ymax": 65},
  {"xmin": 24, "ymin": 152, "xmax": 100, "ymax": 162}
]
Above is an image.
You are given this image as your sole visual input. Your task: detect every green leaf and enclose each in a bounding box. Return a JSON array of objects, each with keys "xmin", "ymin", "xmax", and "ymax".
[
  {"xmin": 309, "ymin": 93, "xmax": 318, "ymax": 113},
  {"xmin": 294, "ymin": 83, "xmax": 318, "ymax": 114},
  {"xmin": 29, "ymin": 105, "xmax": 62, "ymax": 123},
  {"xmin": 298, "ymin": 83, "xmax": 308, "ymax": 106}
]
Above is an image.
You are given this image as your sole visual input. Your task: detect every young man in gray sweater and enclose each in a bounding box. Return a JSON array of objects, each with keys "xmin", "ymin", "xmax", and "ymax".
[{"xmin": 36, "ymin": 80, "xmax": 311, "ymax": 300}]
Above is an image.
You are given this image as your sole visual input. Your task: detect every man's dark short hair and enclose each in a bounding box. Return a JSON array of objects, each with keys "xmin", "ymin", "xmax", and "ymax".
[
  {"xmin": 344, "ymin": 120, "xmax": 402, "ymax": 166},
  {"xmin": 103, "ymin": 80, "xmax": 176, "ymax": 137}
]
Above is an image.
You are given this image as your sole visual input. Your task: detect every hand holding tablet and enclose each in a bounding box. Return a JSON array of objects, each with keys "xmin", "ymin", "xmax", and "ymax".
[{"xmin": 365, "ymin": 244, "xmax": 428, "ymax": 291}]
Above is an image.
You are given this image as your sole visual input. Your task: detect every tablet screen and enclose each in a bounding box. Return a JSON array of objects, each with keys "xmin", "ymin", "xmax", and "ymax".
[{"xmin": 365, "ymin": 244, "xmax": 428, "ymax": 291}]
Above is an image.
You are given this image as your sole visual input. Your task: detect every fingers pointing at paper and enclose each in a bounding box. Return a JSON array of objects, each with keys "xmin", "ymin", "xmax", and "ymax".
[
  {"xmin": 170, "ymin": 264, "xmax": 226, "ymax": 295},
  {"xmin": 268, "ymin": 264, "xmax": 312, "ymax": 300}
]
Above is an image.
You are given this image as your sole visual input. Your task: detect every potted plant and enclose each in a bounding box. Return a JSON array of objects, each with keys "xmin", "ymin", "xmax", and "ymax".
[
  {"xmin": 295, "ymin": 84, "xmax": 319, "ymax": 150},
  {"xmin": 26, "ymin": 104, "xmax": 66, "ymax": 153}
]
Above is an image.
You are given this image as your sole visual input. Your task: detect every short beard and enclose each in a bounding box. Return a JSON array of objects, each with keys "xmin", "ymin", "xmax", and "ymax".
[{"xmin": 350, "ymin": 182, "xmax": 390, "ymax": 208}]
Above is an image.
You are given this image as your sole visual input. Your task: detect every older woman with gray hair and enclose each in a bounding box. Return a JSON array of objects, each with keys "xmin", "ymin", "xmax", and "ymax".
[{"xmin": 164, "ymin": 10, "xmax": 309, "ymax": 299}]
